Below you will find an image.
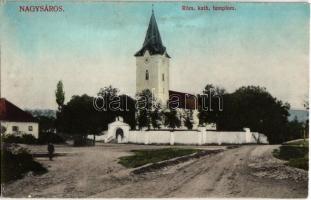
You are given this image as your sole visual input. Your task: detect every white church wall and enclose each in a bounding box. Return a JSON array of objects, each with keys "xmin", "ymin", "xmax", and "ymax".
[
  {"xmin": 147, "ymin": 131, "xmax": 171, "ymax": 144},
  {"xmin": 128, "ymin": 131, "xmax": 145, "ymax": 144},
  {"xmin": 102, "ymin": 119, "xmax": 269, "ymax": 145},
  {"xmin": 124, "ymin": 129, "xmax": 268, "ymax": 145},
  {"xmin": 173, "ymin": 131, "xmax": 201, "ymax": 145},
  {"xmin": 92, "ymin": 128, "xmax": 268, "ymax": 145},
  {"xmin": 216, "ymin": 132, "xmax": 247, "ymax": 144},
  {"xmin": 204, "ymin": 131, "xmax": 220, "ymax": 144}
]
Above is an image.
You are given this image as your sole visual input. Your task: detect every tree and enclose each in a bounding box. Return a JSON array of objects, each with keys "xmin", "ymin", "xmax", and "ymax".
[
  {"xmin": 36, "ymin": 116, "xmax": 65, "ymax": 144},
  {"xmin": 198, "ymin": 84, "xmax": 226, "ymax": 127},
  {"xmin": 57, "ymin": 94, "xmax": 103, "ymax": 146},
  {"xmin": 217, "ymin": 86, "xmax": 290, "ymax": 144},
  {"xmin": 97, "ymin": 85, "xmax": 119, "ymax": 100},
  {"xmin": 303, "ymin": 97, "xmax": 309, "ymax": 139},
  {"xmin": 163, "ymin": 108, "xmax": 181, "ymax": 131},
  {"xmin": 37, "ymin": 116, "xmax": 56, "ymax": 134},
  {"xmin": 284, "ymin": 117, "xmax": 305, "ymax": 141},
  {"xmin": 150, "ymin": 103, "xmax": 162, "ymax": 129},
  {"xmin": 184, "ymin": 110, "xmax": 194, "ymax": 130},
  {"xmin": 136, "ymin": 89, "xmax": 158, "ymax": 130},
  {"xmin": 96, "ymin": 86, "xmax": 136, "ymax": 130},
  {"xmin": 55, "ymin": 81, "xmax": 65, "ymax": 111}
]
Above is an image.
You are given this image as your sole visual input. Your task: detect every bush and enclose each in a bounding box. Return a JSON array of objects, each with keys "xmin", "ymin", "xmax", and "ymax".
[
  {"xmin": 73, "ymin": 135, "xmax": 88, "ymax": 146},
  {"xmin": 37, "ymin": 132, "xmax": 65, "ymax": 144},
  {"xmin": 22, "ymin": 134, "xmax": 38, "ymax": 144},
  {"xmin": 287, "ymin": 158, "xmax": 308, "ymax": 170},
  {"xmin": 1, "ymin": 145, "xmax": 47, "ymax": 183},
  {"xmin": 2, "ymin": 134, "xmax": 37, "ymax": 144},
  {"xmin": 274, "ymin": 144, "xmax": 308, "ymax": 170},
  {"xmin": 278, "ymin": 145, "xmax": 308, "ymax": 160}
]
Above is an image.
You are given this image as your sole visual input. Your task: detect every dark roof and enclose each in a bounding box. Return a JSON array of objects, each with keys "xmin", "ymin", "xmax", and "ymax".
[
  {"xmin": 0, "ymin": 98, "xmax": 37, "ymax": 122},
  {"xmin": 168, "ymin": 90, "xmax": 197, "ymax": 110},
  {"xmin": 135, "ymin": 10, "xmax": 170, "ymax": 58}
]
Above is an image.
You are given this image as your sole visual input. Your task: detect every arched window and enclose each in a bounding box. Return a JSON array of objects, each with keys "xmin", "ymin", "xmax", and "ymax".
[{"xmin": 146, "ymin": 70, "xmax": 149, "ymax": 80}]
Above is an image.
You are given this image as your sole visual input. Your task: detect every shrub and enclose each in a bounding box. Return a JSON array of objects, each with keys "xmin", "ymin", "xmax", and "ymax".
[
  {"xmin": 1, "ymin": 145, "xmax": 47, "ymax": 183},
  {"xmin": 274, "ymin": 144, "xmax": 308, "ymax": 170},
  {"xmin": 73, "ymin": 135, "xmax": 88, "ymax": 146},
  {"xmin": 278, "ymin": 145, "xmax": 308, "ymax": 160},
  {"xmin": 37, "ymin": 132, "xmax": 65, "ymax": 144},
  {"xmin": 287, "ymin": 158, "xmax": 308, "ymax": 170},
  {"xmin": 21, "ymin": 134, "xmax": 37, "ymax": 144},
  {"xmin": 2, "ymin": 134, "xmax": 37, "ymax": 144}
]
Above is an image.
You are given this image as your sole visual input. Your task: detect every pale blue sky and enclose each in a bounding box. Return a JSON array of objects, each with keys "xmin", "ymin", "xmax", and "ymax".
[{"xmin": 0, "ymin": 2, "xmax": 309, "ymax": 109}]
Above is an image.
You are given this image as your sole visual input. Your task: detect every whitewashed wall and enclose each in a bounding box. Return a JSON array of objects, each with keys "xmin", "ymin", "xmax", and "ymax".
[
  {"xmin": 111, "ymin": 129, "xmax": 268, "ymax": 145},
  {"xmin": 174, "ymin": 131, "xmax": 202, "ymax": 145},
  {"xmin": 1, "ymin": 121, "xmax": 39, "ymax": 138},
  {"xmin": 91, "ymin": 119, "xmax": 269, "ymax": 145}
]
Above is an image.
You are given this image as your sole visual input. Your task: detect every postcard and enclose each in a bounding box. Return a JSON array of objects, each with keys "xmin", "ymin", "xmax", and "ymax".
[{"xmin": 0, "ymin": 1, "xmax": 309, "ymax": 198}]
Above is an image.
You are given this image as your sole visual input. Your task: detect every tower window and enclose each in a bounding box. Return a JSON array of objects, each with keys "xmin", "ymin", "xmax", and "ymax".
[
  {"xmin": 162, "ymin": 73, "xmax": 165, "ymax": 81},
  {"xmin": 146, "ymin": 70, "xmax": 149, "ymax": 80}
]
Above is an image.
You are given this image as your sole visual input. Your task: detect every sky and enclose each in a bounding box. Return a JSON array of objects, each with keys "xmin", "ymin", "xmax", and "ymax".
[{"xmin": 0, "ymin": 2, "xmax": 309, "ymax": 110}]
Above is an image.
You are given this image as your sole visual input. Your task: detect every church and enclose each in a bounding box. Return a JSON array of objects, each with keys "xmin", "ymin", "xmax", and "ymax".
[
  {"xmin": 134, "ymin": 9, "xmax": 201, "ymax": 129},
  {"xmin": 89, "ymin": 9, "xmax": 268, "ymax": 145}
]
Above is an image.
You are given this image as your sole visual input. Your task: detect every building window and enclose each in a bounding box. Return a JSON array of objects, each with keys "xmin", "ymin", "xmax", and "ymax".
[
  {"xmin": 12, "ymin": 126, "xmax": 19, "ymax": 132},
  {"xmin": 28, "ymin": 126, "xmax": 33, "ymax": 131},
  {"xmin": 162, "ymin": 73, "xmax": 165, "ymax": 81},
  {"xmin": 145, "ymin": 70, "xmax": 149, "ymax": 80}
]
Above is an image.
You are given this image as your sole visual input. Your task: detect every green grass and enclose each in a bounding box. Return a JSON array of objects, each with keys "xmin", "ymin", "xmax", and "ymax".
[
  {"xmin": 283, "ymin": 139, "xmax": 309, "ymax": 147},
  {"xmin": 286, "ymin": 157, "xmax": 308, "ymax": 170},
  {"xmin": 273, "ymin": 142, "xmax": 308, "ymax": 170},
  {"xmin": 118, "ymin": 148, "xmax": 201, "ymax": 168}
]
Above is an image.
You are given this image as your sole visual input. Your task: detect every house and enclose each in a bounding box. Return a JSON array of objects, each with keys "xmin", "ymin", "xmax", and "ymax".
[{"xmin": 0, "ymin": 98, "xmax": 39, "ymax": 138}]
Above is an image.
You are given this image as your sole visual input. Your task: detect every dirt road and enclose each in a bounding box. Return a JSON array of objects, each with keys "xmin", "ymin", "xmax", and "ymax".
[{"xmin": 2, "ymin": 144, "xmax": 308, "ymax": 198}]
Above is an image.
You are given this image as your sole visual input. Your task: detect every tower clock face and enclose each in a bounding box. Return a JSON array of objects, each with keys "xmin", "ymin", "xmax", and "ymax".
[{"xmin": 144, "ymin": 58, "xmax": 149, "ymax": 65}]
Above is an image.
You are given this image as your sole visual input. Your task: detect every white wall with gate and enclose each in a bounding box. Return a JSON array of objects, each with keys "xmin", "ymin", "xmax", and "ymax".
[{"xmin": 90, "ymin": 118, "xmax": 268, "ymax": 145}]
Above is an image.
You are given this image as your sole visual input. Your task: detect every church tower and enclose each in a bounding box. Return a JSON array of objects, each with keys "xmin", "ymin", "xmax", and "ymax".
[{"xmin": 135, "ymin": 9, "xmax": 170, "ymax": 105}]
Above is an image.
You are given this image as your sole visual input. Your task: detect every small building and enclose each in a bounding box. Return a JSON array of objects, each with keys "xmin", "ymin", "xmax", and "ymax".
[{"xmin": 0, "ymin": 98, "xmax": 39, "ymax": 138}]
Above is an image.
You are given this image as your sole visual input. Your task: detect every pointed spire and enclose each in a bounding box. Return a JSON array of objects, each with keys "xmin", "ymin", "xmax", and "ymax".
[{"xmin": 135, "ymin": 8, "xmax": 170, "ymax": 58}]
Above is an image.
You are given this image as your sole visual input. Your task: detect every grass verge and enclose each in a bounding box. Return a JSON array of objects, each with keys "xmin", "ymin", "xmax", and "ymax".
[
  {"xmin": 283, "ymin": 139, "xmax": 309, "ymax": 147},
  {"xmin": 273, "ymin": 139, "xmax": 308, "ymax": 170},
  {"xmin": 118, "ymin": 148, "xmax": 201, "ymax": 168}
]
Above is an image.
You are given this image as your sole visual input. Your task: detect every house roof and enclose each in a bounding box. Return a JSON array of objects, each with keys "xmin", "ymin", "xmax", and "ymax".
[
  {"xmin": 169, "ymin": 90, "xmax": 198, "ymax": 110},
  {"xmin": 0, "ymin": 98, "xmax": 37, "ymax": 122},
  {"xmin": 134, "ymin": 10, "xmax": 170, "ymax": 58}
]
